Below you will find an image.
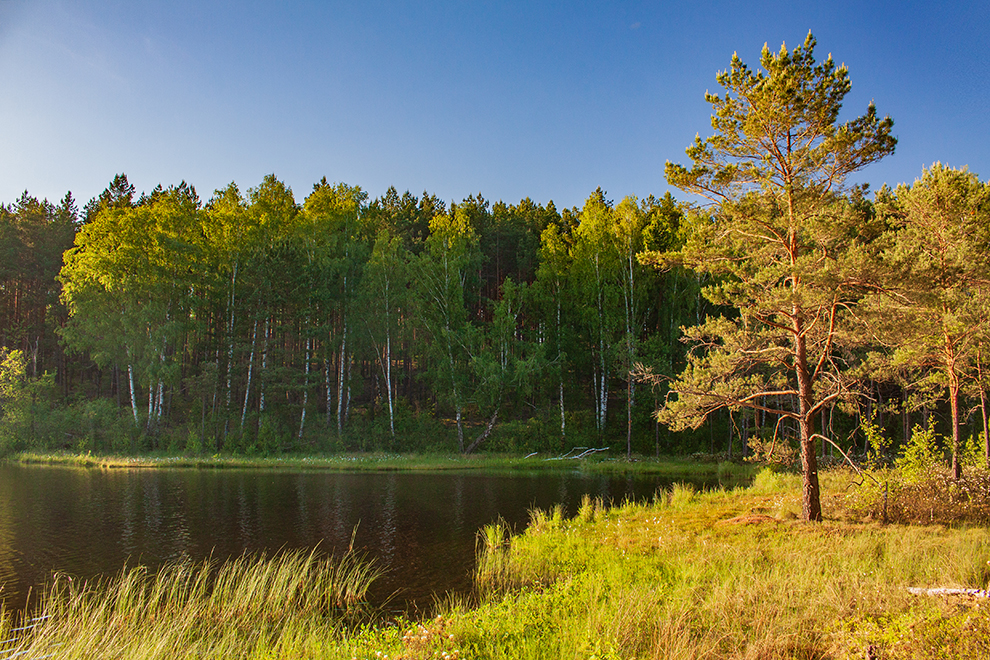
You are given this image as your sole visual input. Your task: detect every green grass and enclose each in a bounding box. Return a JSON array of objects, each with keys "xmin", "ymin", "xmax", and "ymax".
[
  {"xmin": 451, "ymin": 471, "xmax": 990, "ymax": 659},
  {"xmin": 6, "ymin": 467, "xmax": 986, "ymax": 659},
  {"xmin": 8, "ymin": 450, "xmax": 758, "ymax": 481}
]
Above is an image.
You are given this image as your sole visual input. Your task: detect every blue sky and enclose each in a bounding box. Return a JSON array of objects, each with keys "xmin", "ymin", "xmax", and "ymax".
[{"xmin": 1, "ymin": 0, "xmax": 987, "ymax": 210}]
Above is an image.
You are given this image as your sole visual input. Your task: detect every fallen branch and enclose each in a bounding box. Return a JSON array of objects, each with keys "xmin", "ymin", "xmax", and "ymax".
[
  {"xmin": 907, "ymin": 587, "xmax": 990, "ymax": 598},
  {"xmin": 545, "ymin": 447, "xmax": 609, "ymax": 461},
  {"xmin": 463, "ymin": 410, "xmax": 499, "ymax": 454}
]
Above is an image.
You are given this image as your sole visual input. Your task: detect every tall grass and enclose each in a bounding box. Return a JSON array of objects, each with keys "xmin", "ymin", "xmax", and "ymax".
[
  {"xmin": 0, "ymin": 549, "xmax": 379, "ymax": 659},
  {"xmin": 446, "ymin": 483, "xmax": 990, "ymax": 659}
]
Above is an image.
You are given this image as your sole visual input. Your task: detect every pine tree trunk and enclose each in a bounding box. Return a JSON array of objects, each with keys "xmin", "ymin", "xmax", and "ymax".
[
  {"xmin": 978, "ymin": 353, "xmax": 990, "ymax": 469},
  {"xmin": 794, "ymin": 326, "xmax": 822, "ymax": 522}
]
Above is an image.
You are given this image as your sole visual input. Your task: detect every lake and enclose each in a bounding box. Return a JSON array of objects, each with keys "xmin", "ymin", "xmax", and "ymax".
[{"xmin": 0, "ymin": 463, "xmax": 711, "ymax": 613}]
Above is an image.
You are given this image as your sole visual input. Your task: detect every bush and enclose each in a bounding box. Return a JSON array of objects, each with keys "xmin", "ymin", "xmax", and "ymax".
[
  {"xmin": 863, "ymin": 413, "xmax": 893, "ymax": 469},
  {"xmin": 962, "ymin": 433, "xmax": 985, "ymax": 469},
  {"xmin": 895, "ymin": 424, "xmax": 945, "ymax": 483},
  {"xmin": 843, "ymin": 424, "xmax": 990, "ymax": 524}
]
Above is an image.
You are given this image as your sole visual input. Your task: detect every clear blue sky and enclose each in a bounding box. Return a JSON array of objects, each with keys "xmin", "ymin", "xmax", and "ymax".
[{"xmin": 1, "ymin": 0, "xmax": 987, "ymax": 210}]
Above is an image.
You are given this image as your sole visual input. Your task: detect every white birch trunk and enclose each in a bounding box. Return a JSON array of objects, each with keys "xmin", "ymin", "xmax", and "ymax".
[
  {"xmin": 325, "ymin": 354, "xmax": 333, "ymax": 428},
  {"xmin": 156, "ymin": 379, "xmax": 163, "ymax": 420},
  {"xmin": 599, "ymin": 337, "xmax": 608, "ymax": 430},
  {"xmin": 299, "ymin": 335, "xmax": 311, "ymax": 441},
  {"xmin": 259, "ymin": 318, "xmax": 269, "ymax": 413},
  {"xmin": 345, "ymin": 356, "xmax": 352, "ymax": 424},
  {"xmin": 625, "ymin": 247, "xmax": 636, "ymax": 458},
  {"xmin": 224, "ymin": 261, "xmax": 238, "ymax": 438},
  {"xmin": 337, "ymin": 322, "xmax": 347, "ymax": 435},
  {"xmin": 128, "ymin": 363, "xmax": 139, "ymax": 426},
  {"xmin": 241, "ymin": 319, "xmax": 257, "ymax": 429},
  {"xmin": 385, "ymin": 329, "xmax": 394, "ymax": 438}
]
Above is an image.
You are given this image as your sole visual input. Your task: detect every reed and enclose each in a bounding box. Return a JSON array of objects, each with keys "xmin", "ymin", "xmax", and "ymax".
[
  {"xmin": 475, "ymin": 520, "xmax": 513, "ymax": 599},
  {"xmin": 0, "ymin": 549, "xmax": 379, "ymax": 659}
]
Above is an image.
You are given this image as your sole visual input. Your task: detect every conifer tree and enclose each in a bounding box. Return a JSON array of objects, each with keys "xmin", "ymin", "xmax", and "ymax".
[{"xmin": 646, "ymin": 33, "xmax": 896, "ymax": 520}]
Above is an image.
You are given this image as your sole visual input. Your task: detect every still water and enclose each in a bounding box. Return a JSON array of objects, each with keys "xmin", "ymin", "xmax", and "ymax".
[{"xmin": 0, "ymin": 464, "xmax": 707, "ymax": 612}]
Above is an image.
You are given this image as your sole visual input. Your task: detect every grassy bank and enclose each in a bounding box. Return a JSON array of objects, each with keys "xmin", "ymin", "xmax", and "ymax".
[
  {"xmin": 445, "ymin": 470, "xmax": 990, "ymax": 659},
  {"xmin": 8, "ymin": 450, "xmax": 757, "ymax": 481},
  {"xmin": 4, "ymin": 468, "xmax": 988, "ymax": 658}
]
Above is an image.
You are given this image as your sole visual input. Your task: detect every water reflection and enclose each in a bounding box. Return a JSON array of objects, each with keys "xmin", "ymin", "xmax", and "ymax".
[{"xmin": 0, "ymin": 464, "xmax": 711, "ymax": 612}]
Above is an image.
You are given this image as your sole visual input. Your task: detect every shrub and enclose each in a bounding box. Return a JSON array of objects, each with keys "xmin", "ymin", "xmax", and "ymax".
[
  {"xmin": 895, "ymin": 425, "xmax": 945, "ymax": 484},
  {"xmin": 863, "ymin": 413, "xmax": 893, "ymax": 469},
  {"xmin": 962, "ymin": 433, "xmax": 985, "ymax": 469}
]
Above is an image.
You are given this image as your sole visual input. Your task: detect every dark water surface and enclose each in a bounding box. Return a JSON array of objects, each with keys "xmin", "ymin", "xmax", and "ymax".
[{"xmin": 0, "ymin": 464, "xmax": 705, "ymax": 612}]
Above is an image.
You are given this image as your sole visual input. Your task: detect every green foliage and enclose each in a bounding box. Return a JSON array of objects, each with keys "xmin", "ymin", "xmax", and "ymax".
[
  {"xmin": 0, "ymin": 191, "xmax": 77, "ymax": 382},
  {"xmin": 895, "ymin": 425, "xmax": 945, "ymax": 483},
  {"xmin": 863, "ymin": 414, "xmax": 893, "ymax": 469},
  {"xmin": 66, "ymin": 398, "xmax": 134, "ymax": 453},
  {"xmin": 870, "ymin": 163, "xmax": 990, "ymax": 477},
  {"xmin": 0, "ymin": 347, "xmax": 27, "ymax": 453},
  {"xmin": 962, "ymin": 433, "xmax": 984, "ymax": 469},
  {"xmin": 253, "ymin": 414, "xmax": 287, "ymax": 455}
]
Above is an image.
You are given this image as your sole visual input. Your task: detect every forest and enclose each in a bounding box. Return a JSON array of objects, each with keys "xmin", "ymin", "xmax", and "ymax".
[
  {"xmin": 0, "ymin": 174, "xmax": 704, "ymax": 457},
  {"xmin": 1, "ymin": 35, "xmax": 989, "ymax": 483}
]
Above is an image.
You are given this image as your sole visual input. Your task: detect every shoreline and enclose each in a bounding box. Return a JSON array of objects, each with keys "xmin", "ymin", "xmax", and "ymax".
[
  {"xmin": 6, "ymin": 450, "xmax": 759, "ymax": 480},
  {"xmin": 3, "ymin": 468, "xmax": 988, "ymax": 658}
]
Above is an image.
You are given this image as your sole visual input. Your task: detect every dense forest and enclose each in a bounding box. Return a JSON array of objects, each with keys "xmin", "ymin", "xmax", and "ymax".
[
  {"xmin": 2, "ymin": 35, "xmax": 989, "ymax": 481},
  {"xmin": 0, "ymin": 174, "xmax": 711, "ymax": 456},
  {"xmin": 0, "ymin": 165, "xmax": 986, "ymax": 463}
]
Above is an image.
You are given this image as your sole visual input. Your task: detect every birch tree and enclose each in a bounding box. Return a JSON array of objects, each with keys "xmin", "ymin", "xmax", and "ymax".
[
  {"xmin": 535, "ymin": 220, "xmax": 574, "ymax": 444},
  {"xmin": 571, "ymin": 190, "xmax": 622, "ymax": 437},
  {"xmin": 360, "ymin": 229, "xmax": 410, "ymax": 440},
  {"xmin": 416, "ymin": 208, "xmax": 477, "ymax": 451}
]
